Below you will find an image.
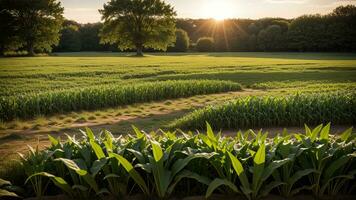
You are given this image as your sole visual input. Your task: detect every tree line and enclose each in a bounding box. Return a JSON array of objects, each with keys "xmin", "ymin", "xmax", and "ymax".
[{"xmin": 1, "ymin": 0, "xmax": 355, "ymax": 56}]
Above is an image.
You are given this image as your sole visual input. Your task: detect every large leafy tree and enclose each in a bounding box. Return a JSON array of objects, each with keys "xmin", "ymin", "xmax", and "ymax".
[
  {"xmin": 0, "ymin": 1, "xmax": 21, "ymax": 55},
  {"xmin": 1, "ymin": 0, "xmax": 63, "ymax": 56},
  {"xmin": 99, "ymin": 0, "xmax": 177, "ymax": 56}
]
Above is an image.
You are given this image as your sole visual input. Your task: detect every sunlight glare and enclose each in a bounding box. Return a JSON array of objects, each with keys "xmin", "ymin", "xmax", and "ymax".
[{"xmin": 202, "ymin": 0, "xmax": 237, "ymax": 21}]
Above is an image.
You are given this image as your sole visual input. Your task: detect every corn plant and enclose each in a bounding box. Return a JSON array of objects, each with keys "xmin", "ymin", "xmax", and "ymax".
[
  {"xmin": 119, "ymin": 128, "xmax": 214, "ymax": 199},
  {"xmin": 171, "ymin": 93, "xmax": 356, "ymax": 129},
  {"xmin": 0, "ymin": 178, "xmax": 21, "ymax": 198},
  {"xmin": 0, "ymin": 80, "xmax": 241, "ymax": 121},
  {"xmin": 297, "ymin": 124, "xmax": 356, "ymax": 198},
  {"xmin": 272, "ymin": 136, "xmax": 316, "ymax": 197},
  {"xmin": 14, "ymin": 124, "xmax": 356, "ymax": 199},
  {"xmin": 20, "ymin": 145, "xmax": 52, "ymax": 198}
]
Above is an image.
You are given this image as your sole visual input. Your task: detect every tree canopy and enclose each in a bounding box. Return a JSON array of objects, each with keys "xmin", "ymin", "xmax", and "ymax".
[
  {"xmin": 0, "ymin": 0, "xmax": 64, "ymax": 55},
  {"xmin": 99, "ymin": 0, "xmax": 177, "ymax": 56},
  {"xmin": 168, "ymin": 29, "xmax": 190, "ymax": 52}
]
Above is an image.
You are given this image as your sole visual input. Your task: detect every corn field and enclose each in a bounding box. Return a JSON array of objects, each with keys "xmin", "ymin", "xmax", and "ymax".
[
  {"xmin": 171, "ymin": 93, "xmax": 356, "ymax": 130},
  {"xmin": 0, "ymin": 80, "xmax": 241, "ymax": 121},
  {"xmin": 2, "ymin": 124, "xmax": 355, "ymax": 199}
]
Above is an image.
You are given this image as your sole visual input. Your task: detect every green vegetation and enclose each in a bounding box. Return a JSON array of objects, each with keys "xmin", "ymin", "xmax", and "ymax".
[
  {"xmin": 100, "ymin": 0, "xmax": 176, "ymax": 56},
  {"xmin": 196, "ymin": 37, "xmax": 215, "ymax": 52},
  {"xmin": 1, "ymin": 124, "xmax": 355, "ymax": 199},
  {"xmin": 171, "ymin": 93, "xmax": 356, "ymax": 130},
  {"xmin": 0, "ymin": 0, "xmax": 64, "ymax": 55},
  {"xmin": 1, "ymin": 53, "xmax": 355, "ymax": 96},
  {"xmin": 0, "ymin": 80, "xmax": 241, "ymax": 121}
]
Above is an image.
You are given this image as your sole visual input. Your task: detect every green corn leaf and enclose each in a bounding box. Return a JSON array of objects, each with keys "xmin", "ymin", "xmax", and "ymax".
[
  {"xmin": 0, "ymin": 188, "xmax": 20, "ymax": 198},
  {"xmin": 48, "ymin": 135, "xmax": 59, "ymax": 146},
  {"xmin": 305, "ymin": 124, "xmax": 312, "ymax": 136},
  {"xmin": 103, "ymin": 174, "xmax": 120, "ymax": 180},
  {"xmin": 199, "ymin": 134, "xmax": 212, "ymax": 148},
  {"xmin": 168, "ymin": 170, "xmax": 211, "ymax": 195},
  {"xmin": 323, "ymin": 155, "xmax": 351, "ymax": 182},
  {"xmin": 151, "ymin": 141, "xmax": 163, "ymax": 162},
  {"xmin": 253, "ymin": 143, "xmax": 265, "ymax": 192},
  {"xmin": 287, "ymin": 169, "xmax": 316, "ymax": 186},
  {"xmin": 205, "ymin": 178, "xmax": 239, "ymax": 198},
  {"xmin": 110, "ymin": 153, "xmax": 149, "ymax": 195},
  {"xmin": 103, "ymin": 130, "xmax": 113, "ymax": 152},
  {"xmin": 206, "ymin": 122, "xmax": 216, "ymax": 141},
  {"xmin": 310, "ymin": 124, "xmax": 323, "ymax": 142},
  {"xmin": 85, "ymin": 127, "xmax": 95, "ymax": 141},
  {"xmin": 55, "ymin": 158, "xmax": 88, "ymax": 176},
  {"xmin": 0, "ymin": 178, "xmax": 11, "ymax": 187},
  {"xmin": 90, "ymin": 139, "xmax": 106, "ymax": 159},
  {"xmin": 262, "ymin": 158, "xmax": 291, "ymax": 181},
  {"xmin": 132, "ymin": 125, "xmax": 144, "ymax": 138},
  {"xmin": 25, "ymin": 172, "xmax": 73, "ymax": 196},
  {"xmin": 320, "ymin": 123, "xmax": 330, "ymax": 140},
  {"xmin": 254, "ymin": 143, "xmax": 266, "ymax": 165},
  {"xmin": 72, "ymin": 185, "xmax": 88, "ymax": 192},
  {"xmin": 171, "ymin": 153, "xmax": 215, "ymax": 177},
  {"xmin": 228, "ymin": 152, "xmax": 250, "ymax": 192},
  {"xmin": 90, "ymin": 158, "xmax": 108, "ymax": 176},
  {"xmin": 340, "ymin": 127, "xmax": 353, "ymax": 142},
  {"xmin": 82, "ymin": 173, "xmax": 100, "ymax": 193}
]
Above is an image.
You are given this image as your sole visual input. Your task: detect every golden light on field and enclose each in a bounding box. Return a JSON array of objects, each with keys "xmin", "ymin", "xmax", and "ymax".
[{"xmin": 202, "ymin": 0, "xmax": 237, "ymax": 20}]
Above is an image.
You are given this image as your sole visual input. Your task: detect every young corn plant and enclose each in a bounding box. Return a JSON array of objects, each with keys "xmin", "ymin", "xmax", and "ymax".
[
  {"xmin": 297, "ymin": 124, "xmax": 356, "ymax": 198},
  {"xmin": 20, "ymin": 145, "xmax": 52, "ymax": 198},
  {"xmin": 272, "ymin": 137, "xmax": 316, "ymax": 197},
  {"xmin": 205, "ymin": 132, "xmax": 291, "ymax": 200},
  {"xmin": 116, "ymin": 127, "xmax": 214, "ymax": 199}
]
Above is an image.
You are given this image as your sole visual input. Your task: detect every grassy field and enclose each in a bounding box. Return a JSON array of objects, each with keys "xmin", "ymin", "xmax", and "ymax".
[{"xmin": 0, "ymin": 52, "xmax": 355, "ymax": 166}]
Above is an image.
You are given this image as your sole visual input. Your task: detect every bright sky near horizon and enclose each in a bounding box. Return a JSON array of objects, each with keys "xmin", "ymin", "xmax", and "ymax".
[{"xmin": 60, "ymin": 0, "xmax": 356, "ymax": 23}]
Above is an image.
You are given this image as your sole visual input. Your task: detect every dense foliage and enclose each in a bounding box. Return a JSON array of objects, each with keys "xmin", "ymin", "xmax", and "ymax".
[
  {"xmin": 168, "ymin": 29, "xmax": 190, "ymax": 52},
  {"xmin": 2, "ymin": 4, "xmax": 355, "ymax": 54},
  {"xmin": 171, "ymin": 93, "xmax": 356, "ymax": 129},
  {"xmin": 99, "ymin": 0, "xmax": 177, "ymax": 56},
  {"xmin": 2, "ymin": 124, "xmax": 355, "ymax": 199},
  {"xmin": 0, "ymin": 80, "xmax": 241, "ymax": 121},
  {"xmin": 196, "ymin": 37, "xmax": 215, "ymax": 52},
  {"xmin": 0, "ymin": 0, "xmax": 64, "ymax": 55}
]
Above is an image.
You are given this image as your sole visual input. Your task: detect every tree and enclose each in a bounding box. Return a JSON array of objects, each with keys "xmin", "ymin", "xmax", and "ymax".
[
  {"xmin": 196, "ymin": 37, "xmax": 215, "ymax": 52},
  {"xmin": 1, "ymin": 0, "xmax": 64, "ymax": 55},
  {"xmin": 169, "ymin": 29, "xmax": 189, "ymax": 52},
  {"xmin": 0, "ymin": 1, "xmax": 22, "ymax": 55},
  {"xmin": 54, "ymin": 20, "xmax": 81, "ymax": 52},
  {"xmin": 99, "ymin": 0, "xmax": 176, "ymax": 56},
  {"xmin": 258, "ymin": 25, "xmax": 284, "ymax": 51}
]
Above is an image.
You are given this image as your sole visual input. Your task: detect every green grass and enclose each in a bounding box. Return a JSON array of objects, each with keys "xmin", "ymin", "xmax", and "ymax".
[
  {"xmin": 1, "ymin": 52, "xmax": 355, "ymax": 96},
  {"xmin": 170, "ymin": 93, "xmax": 356, "ymax": 130}
]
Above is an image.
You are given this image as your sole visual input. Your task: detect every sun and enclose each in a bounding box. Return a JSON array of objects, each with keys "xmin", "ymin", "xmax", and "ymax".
[{"xmin": 202, "ymin": 0, "xmax": 236, "ymax": 20}]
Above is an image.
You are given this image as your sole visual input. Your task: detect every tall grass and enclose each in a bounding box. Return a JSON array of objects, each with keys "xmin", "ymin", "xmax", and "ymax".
[
  {"xmin": 3, "ymin": 124, "xmax": 355, "ymax": 199},
  {"xmin": 0, "ymin": 80, "xmax": 241, "ymax": 121},
  {"xmin": 170, "ymin": 93, "xmax": 356, "ymax": 129}
]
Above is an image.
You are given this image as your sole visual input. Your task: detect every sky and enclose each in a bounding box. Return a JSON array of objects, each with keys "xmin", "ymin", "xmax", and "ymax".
[{"xmin": 60, "ymin": 0, "xmax": 356, "ymax": 23}]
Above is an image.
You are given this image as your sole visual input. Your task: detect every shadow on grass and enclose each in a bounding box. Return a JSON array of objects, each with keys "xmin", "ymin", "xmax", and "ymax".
[
  {"xmin": 152, "ymin": 71, "xmax": 356, "ymax": 85},
  {"xmin": 50, "ymin": 52, "xmax": 356, "ymax": 60}
]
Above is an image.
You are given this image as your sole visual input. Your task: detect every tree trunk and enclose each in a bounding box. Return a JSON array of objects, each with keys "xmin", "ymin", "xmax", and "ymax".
[
  {"xmin": 27, "ymin": 42, "xmax": 35, "ymax": 56},
  {"xmin": 136, "ymin": 45, "xmax": 143, "ymax": 57},
  {"xmin": 0, "ymin": 45, "xmax": 4, "ymax": 57}
]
